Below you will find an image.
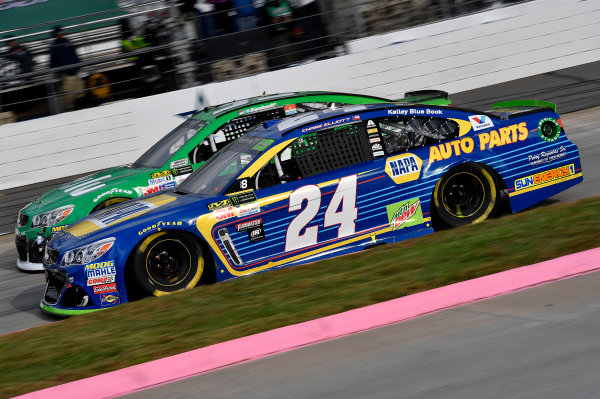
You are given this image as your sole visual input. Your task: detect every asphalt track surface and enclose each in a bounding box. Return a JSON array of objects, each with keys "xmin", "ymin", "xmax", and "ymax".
[
  {"xmin": 122, "ymin": 269, "xmax": 600, "ymax": 399},
  {"xmin": 0, "ymin": 61, "xmax": 598, "ymax": 337}
]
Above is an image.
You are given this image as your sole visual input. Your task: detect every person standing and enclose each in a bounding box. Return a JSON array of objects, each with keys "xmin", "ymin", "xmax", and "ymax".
[{"xmin": 49, "ymin": 25, "xmax": 85, "ymax": 111}]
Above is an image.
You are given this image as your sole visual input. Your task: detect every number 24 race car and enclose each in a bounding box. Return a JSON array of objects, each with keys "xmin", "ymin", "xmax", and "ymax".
[
  {"xmin": 15, "ymin": 90, "xmax": 450, "ymax": 272},
  {"xmin": 41, "ymin": 100, "xmax": 582, "ymax": 315}
]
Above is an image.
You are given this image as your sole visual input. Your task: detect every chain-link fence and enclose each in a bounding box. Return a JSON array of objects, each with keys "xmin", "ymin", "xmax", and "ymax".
[{"xmin": 0, "ymin": 0, "xmax": 526, "ymax": 124}]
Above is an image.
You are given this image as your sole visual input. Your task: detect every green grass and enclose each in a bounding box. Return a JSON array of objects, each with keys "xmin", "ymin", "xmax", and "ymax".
[{"xmin": 2, "ymin": 197, "xmax": 600, "ymax": 398}]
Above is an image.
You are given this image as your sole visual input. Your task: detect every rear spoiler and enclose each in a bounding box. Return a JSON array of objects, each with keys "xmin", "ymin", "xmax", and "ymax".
[
  {"xmin": 491, "ymin": 100, "xmax": 557, "ymax": 116},
  {"xmin": 397, "ymin": 90, "xmax": 451, "ymax": 105}
]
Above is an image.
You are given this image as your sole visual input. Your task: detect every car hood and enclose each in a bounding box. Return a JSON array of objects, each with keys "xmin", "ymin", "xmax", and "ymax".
[
  {"xmin": 22, "ymin": 165, "xmax": 153, "ymax": 215},
  {"xmin": 49, "ymin": 191, "xmax": 210, "ymax": 250}
]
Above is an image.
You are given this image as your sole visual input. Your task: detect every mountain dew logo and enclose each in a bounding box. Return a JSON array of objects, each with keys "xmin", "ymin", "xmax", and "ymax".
[{"xmin": 386, "ymin": 198, "xmax": 423, "ymax": 230}]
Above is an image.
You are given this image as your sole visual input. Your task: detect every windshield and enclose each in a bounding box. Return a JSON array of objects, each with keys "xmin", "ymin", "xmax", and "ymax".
[
  {"xmin": 177, "ymin": 135, "xmax": 274, "ymax": 196},
  {"xmin": 132, "ymin": 118, "xmax": 209, "ymax": 169}
]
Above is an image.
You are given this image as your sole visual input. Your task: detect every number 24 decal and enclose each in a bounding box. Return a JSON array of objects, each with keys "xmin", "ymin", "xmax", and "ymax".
[{"xmin": 285, "ymin": 175, "xmax": 358, "ymax": 252}]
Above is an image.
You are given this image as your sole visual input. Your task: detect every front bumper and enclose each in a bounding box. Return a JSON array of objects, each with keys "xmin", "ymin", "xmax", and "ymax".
[
  {"xmin": 15, "ymin": 234, "xmax": 45, "ymax": 271},
  {"xmin": 40, "ymin": 267, "xmax": 98, "ymax": 316}
]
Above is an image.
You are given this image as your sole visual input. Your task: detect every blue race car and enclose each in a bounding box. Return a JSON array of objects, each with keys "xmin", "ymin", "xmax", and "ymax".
[{"xmin": 41, "ymin": 100, "xmax": 582, "ymax": 315}]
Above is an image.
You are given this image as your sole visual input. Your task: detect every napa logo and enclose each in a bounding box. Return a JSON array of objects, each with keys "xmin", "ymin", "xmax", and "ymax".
[
  {"xmin": 385, "ymin": 153, "xmax": 422, "ymax": 184},
  {"xmin": 468, "ymin": 115, "xmax": 494, "ymax": 131}
]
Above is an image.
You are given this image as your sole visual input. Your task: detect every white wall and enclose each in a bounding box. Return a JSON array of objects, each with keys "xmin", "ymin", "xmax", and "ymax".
[{"xmin": 1, "ymin": 0, "xmax": 598, "ymax": 190}]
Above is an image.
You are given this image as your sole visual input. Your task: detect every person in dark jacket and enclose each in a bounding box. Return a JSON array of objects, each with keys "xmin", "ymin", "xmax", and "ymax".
[
  {"xmin": 4, "ymin": 35, "xmax": 34, "ymax": 74},
  {"xmin": 49, "ymin": 26, "xmax": 85, "ymax": 111}
]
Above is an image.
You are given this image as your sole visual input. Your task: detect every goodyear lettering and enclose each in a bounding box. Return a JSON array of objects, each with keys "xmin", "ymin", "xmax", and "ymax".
[
  {"xmin": 93, "ymin": 188, "xmax": 134, "ymax": 203},
  {"xmin": 514, "ymin": 164, "xmax": 575, "ymax": 191},
  {"xmin": 138, "ymin": 221, "xmax": 183, "ymax": 235},
  {"xmin": 428, "ymin": 123, "xmax": 528, "ymax": 164}
]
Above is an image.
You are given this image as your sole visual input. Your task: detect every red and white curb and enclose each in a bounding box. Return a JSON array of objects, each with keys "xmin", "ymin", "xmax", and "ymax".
[{"xmin": 15, "ymin": 247, "xmax": 600, "ymax": 399}]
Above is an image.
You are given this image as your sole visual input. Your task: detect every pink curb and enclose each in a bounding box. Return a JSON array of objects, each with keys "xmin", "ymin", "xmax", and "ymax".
[{"xmin": 15, "ymin": 247, "xmax": 600, "ymax": 399}]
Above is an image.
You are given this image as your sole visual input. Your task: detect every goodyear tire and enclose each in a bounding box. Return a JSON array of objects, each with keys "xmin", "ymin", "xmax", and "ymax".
[
  {"xmin": 133, "ymin": 232, "xmax": 205, "ymax": 296},
  {"xmin": 432, "ymin": 164, "xmax": 500, "ymax": 228},
  {"xmin": 91, "ymin": 197, "xmax": 130, "ymax": 213}
]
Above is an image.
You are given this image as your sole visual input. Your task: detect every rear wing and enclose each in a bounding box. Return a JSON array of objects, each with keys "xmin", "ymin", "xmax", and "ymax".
[
  {"xmin": 490, "ymin": 100, "xmax": 557, "ymax": 119},
  {"xmin": 397, "ymin": 90, "xmax": 451, "ymax": 106}
]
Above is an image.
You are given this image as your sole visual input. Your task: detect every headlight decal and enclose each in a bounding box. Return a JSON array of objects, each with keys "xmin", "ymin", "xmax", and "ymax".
[
  {"xmin": 61, "ymin": 237, "xmax": 115, "ymax": 266},
  {"xmin": 32, "ymin": 205, "xmax": 74, "ymax": 228}
]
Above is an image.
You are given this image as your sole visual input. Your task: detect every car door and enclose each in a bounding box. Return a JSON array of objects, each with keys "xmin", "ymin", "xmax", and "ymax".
[{"xmin": 215, "ymin": 118, "xmax": 397, "ymax": 273}]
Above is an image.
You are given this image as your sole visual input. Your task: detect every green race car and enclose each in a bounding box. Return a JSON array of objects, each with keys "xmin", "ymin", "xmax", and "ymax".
[{"xmin": 15, "ymin": 90, "xmax": 451, "ymax": 271}]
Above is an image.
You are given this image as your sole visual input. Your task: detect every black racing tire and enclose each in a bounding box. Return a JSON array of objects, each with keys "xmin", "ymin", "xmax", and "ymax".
[
  {"xmin": 432, "ymin": 164, "xmax": 500, "ymax": 228},
  {"xmin": 133, "ymin": 232, "xmax": 205, "ymax": 296},
  {"xmin": 91, "ymin": 197, "xmax": 131, "ymax": 213}
]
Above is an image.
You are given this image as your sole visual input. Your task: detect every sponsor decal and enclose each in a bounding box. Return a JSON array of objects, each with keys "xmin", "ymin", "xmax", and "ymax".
[
  {"xmin": 284, "ymin": 104, "xmax": 297, "ymax": 116},
  {"xmin": 384, "ymin": 153, "xmax": 422, "ymax": 184},
  {"xmin": 51, "ymin": 225, "xmax": 68, "ymax": 233},
  {"xmin": 86, "ymin": 267, "xmax": 117, "ymax": 280},
  {"xmin": 301, "ymin": 116, "xmax": 354, "ymax": 133},
  {"xmin": 236, "ymin": 219, "xmax": 265, "ymax": 242},
  {"xmin": 93, "ymin": 188, "xmax": 134, "ymax": 203},
  {"xmin": 538, "ymin": 117, "xmax": 561, "ymax": 142},
  {"xmin": 367, "ymin": 128, "xmax": 379, "ymax": 134},
  {"xmin": 352, "ymin": 115, "xmax": 360, "ymax": 121},
  {"xmin": 386, "ymin": 198, "xmax": 423, "ymax": 230},
  {"xmin": 248, "ymin": 225, "xmax": 265, "ymax": 243},
  {"xmin": 528, "ymin": 146, "xmax": 567, "ymax": 166},
  {"xmin": 230, "ymin": 191, "xmax": 257, "ymax": 206},
  {"xmin": 171, "ymin": 165, "xmax": 193, "ymax": 176},
  {"xmin": 514, "ymin": 164, "xmax": 575, "ymax": 191},
  {"xmin": 429, "ymin": 122, "xmax": 528, "ymax": 164},
  {"xmin": 87, "ymin": 275, "xmax": 116, "ymax": 286},
  {"xmin": 371, "ymin": 143, "xmax": 383, "ymax": 152},
  {"xmin": 100, "ymin": 292, "xmax": 120, "ymax": 307},
  {"xmin": 138, "ymin": 221, "xmax": 183, "ymax": 235},
  {"xmin": 236, "ymin": 218, "xmax": 262, "ymax": 232},
  {"xmin": 148, "ymin": 175, "xmax": 173, "ymax": 186},
  {"xmin": 175, "ymin": 175, "xmax": 188, "ymax": 185},
  {"xmin": 170, "ymin": 158, "xmax": 189, "ymax": 169},
  {"xmin": 142, "ymin": 181, "xmax": 176, "ymax": 196},
  {"xmin": 367, "ymin": 120, "xmax": 376, "ymax": 128},
  {"xmin": 468, "ymin": 115, "xmax": 494, "ymax": 131},
  {"xmin": 237, "ymin": 202, "xmax": 260, "ymax": 218},
  {"xmin": 387, "ymin": 108, "xmax": 442, "ymax": 116},
  {"xmin": 373, "ymin": 151, "xmax": 385, "ymax": 157},
  {"xmin": 208, "ymin": 199, "xmax": 233, "ymax": 211},
  {"xmin": 150, "ymin": 170, "xmax": 172, "ymax": 179},
  {"xmin": 369, "ymin": 137, "xmax": 381, "ymax": 143},
  {"xmin": 84, "ymin": 260, "xmax": 115, "ymax": 270},
  {"xmin": 93, "ymin": 283, "xmax": 117, "ymax": 294},
  {"xmin": 238, "ymin": 102, "xmax": 277, "ymax": 115},
  {"xmin": 214, "ymin": 206, "xmax": 236, "ymax": 221}
]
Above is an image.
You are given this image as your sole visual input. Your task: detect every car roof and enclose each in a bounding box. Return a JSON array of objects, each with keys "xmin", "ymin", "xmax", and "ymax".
[
  {"xmin": 247, "ymin": 102, "xmax": 502, "ymax": 141},
  {"xmin": 188, "ymin": 91, "xmax": 393, "ymax": 122}
]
